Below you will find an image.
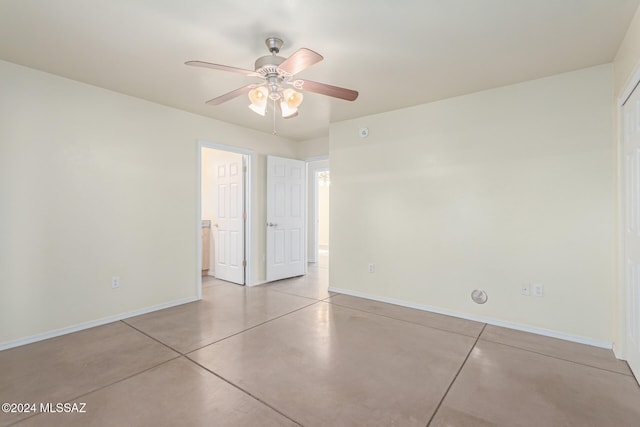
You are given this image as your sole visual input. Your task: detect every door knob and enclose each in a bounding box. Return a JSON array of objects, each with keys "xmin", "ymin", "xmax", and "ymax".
[
  {"xmin": 267, "ymin": 222, "xmax": 278, "ymax": 227},
  {"xmin": 214, "ymin": 223, "xmax": 218, "ymax": 228}
]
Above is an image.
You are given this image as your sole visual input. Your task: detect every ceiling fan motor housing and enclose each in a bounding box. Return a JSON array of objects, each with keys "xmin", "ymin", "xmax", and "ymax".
[
  {"xmin": 254, "ymin": 55, "xmax": 286, "ymax": 74},
  {"xmin": 255, "ymin": 55, "xmax": 291, "ymax": 100}
]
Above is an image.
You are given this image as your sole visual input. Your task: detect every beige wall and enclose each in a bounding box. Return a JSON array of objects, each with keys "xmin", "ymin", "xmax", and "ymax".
[
  {"xmin": 330, "ymin": 64, "xmax": 614, "ymax": 344},
  {"xmin": 297, "ymin": 136, "xmax": 329, "ymax": 159},
  {"xmin": 612, "ymin": 3, "xmax": 640, "ymax": 355},
  {"xmin": 614, "ymin": 5, "xmax": 640, "ymax": 97},
  {"xmin": 0, "ymin": 60, "xmax": 297, "ymax": 346}
]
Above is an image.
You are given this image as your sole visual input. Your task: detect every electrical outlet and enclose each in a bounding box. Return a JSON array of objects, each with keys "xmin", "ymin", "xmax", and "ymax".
[
  {"xmin": 111, "ymin": 276, "xmax": 120, "ymax": 289},
  {"xmin": 521, "ymin": 284, "xmax": 530, "ymax": 296},
  {"xmin": 533, "ymin": 283, "xmax": 544, "ymax": 297},
  {"xmin": 368, "ymin": 263, "xmax": 375, "ymax": 273}
]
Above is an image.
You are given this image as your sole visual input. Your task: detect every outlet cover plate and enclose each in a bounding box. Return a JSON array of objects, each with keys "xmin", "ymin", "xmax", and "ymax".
[{"xmin": 533, "ymin": 283, "xmax": 544, "ymax": 297}]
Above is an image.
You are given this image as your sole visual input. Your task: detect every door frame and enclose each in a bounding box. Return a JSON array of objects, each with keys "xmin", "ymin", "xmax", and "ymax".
[
  {"xmin": 616, "ymin": 63, "xmax": 640, "ymax": 360},
  {"xmin": 196, "ymin": 140, "xmax": 254, "ymax": 299},
  {"xmin": 307, "ymin": 157, "xmax": 329, "ymax": 264}
]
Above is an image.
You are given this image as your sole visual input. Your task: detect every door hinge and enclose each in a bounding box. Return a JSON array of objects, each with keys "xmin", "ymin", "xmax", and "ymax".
[
  {"xmin": 243, "ymin": 212, "xmax": 247, "ymax": 220},
  {"xmin": 243, "ymin": 166, "xmax": 247, "ymax": 173},
  {"xmin": 242, "ymin": 260, "xmax": 247, "ymax": 267}
]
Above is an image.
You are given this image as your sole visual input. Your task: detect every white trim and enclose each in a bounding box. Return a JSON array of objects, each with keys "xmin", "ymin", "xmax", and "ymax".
[
  {"xmin": 247, "ymin": 280, "xmax": 268, "ymax": 287},
  {"xmin": 0, "ymin": 297, "xmax": 198, "ymax": 351},
  {"xmin": 245, "ymin": 151, "xmax": 255, "ymax": 285},
  {"xmin": 312, "ymin": 166, "xmax": 329, "ymax": 264},
  {"xmin": 613, "ymin": 346, "xmax": 623, "ymax": 360},
  {"xmin": 328, "ymin": 287, "xmax": 613, "ymax": 349},
  {"xmin": 304, "ymin": 162, "xmax": 318, "ymax": 274},
  {"xmin": 615, "ymin": 61, "xmax": 640, "ymax": 361},
  {"xmin": 196, "ymin": 145, "xmax": 203, "ymax": 299},
  {"xmin": 197, "ymin": 140, "xmax": 255, "ymax": 287},
  {"xmin": 615, "ymin": 95, "xmax": 627, "ymax": 359},
  {"xmin": 306, "ymin": 159, "xmax": 329, "ymax": 264},
  {"xmin": 303, "ymin": 154, "xmax": 329, "ymax": 162}
]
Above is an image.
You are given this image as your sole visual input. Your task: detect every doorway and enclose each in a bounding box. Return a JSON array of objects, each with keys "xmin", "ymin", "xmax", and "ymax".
[
  {"xmin": 198, "ymin": 141, "xmax": 253, "ymax": 295},
  {"xmin": 307, "ymin": 158, "xmax": 330, "ymax": 268},
  {"xmin": 316, "ymin": 170, "xmax": 330, "ymax": 269}
]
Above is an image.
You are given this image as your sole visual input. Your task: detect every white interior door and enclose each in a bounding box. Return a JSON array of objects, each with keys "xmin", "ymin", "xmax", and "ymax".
[
  {"xmin": 266, "ymin": 155, "xmax": 306, "ymax": 282},
  {"xmin": 214, "ymin": 155, "xmax": 245, "ymax": 285},
  {"xmin": 623, "ymin": 82, "xmax": 640, "ymax": 379}
]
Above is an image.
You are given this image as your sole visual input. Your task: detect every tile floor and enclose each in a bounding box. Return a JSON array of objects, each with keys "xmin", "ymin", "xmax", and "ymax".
[{"xmin": 1, "ymin": 257, "xmax": 639, "ymax": 426}]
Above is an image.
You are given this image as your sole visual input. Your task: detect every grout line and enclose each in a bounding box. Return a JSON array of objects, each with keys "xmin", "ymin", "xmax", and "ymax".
[
  {"xmin": 262, "ymin": 286, "xmax": 329, "ymax": 302},
  {"xmin": 627, "ymin": 362, "xmax": 640, "ymax": 389},
  {"xmin": 324, "ymin": 300, "xmax": 481, "ymax": 340},
  {"xmin": 66, "ymin": 355, "xmax": 182, "ymax": 398},
  {"xmin": 7, "ymin": 296, "xmax": 320, "ymax": 426},
  {"xmin": 477, "ymin": 336, "xmax": 636, "ymax": 378},
  {"xmin": 185, "ymin": 357, "xmax": 304, "ymax": 426},
  {"xmin": 7, "ymin": 355, "xmax": 182, "ymax": 426},
  {"xmin": 120, "ymin": 320, "xmax": 184, "ymax": 355},
  {"xmin": 121, "ymin": 295, "xmax": 319, "ymax": 357},
  {"xmin": 185, "ymin": 300, "xmax": 321, "ymax": 355},
  {"xmin": 325, "ymin": 299, "xmax": 635, "ymax": 380},
  {"xmin": 426, "ymin": 323, "xmax": 486, "ymax": 427}
]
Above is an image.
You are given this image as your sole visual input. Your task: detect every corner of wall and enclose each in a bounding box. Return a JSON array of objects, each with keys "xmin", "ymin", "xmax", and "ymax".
[{"xmin": 297, "ymin": 136, "xmax": 329, "ymax": 160}]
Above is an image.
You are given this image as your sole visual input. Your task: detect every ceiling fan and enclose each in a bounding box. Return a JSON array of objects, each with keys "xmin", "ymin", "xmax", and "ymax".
[{"xmin": 186, "ymin": 37, "xmax": 358, "ymax": 119}]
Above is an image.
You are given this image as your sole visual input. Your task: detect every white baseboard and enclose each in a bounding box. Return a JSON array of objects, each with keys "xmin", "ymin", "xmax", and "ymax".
[
  {"xmin": 247, "ymin": 280, "xmax": 268, "ymax": 287},
  {"xmin": 328, "ymin": 287, "xmax": 613, "ymax": 350},
  {"xmin": 0, "ymin": 296, "xmax": 198, "ymax": 352},
  {"xmin": 613, "ymin": 344, "xmax": 623, "ymax": 360}
]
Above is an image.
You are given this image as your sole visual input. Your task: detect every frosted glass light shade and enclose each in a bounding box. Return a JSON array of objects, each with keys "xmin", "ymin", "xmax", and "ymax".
[
  {"xmin": 281, "ymin": 88, "xmax": 303, "ymax": 118},
  {"xmin": 248, "ymin": 86, "xmax": 268, "ymax": 116}
]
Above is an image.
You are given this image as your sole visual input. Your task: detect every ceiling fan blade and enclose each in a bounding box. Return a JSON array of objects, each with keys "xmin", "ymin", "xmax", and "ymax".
[
  {"xmin": 206, "ymin": 84, "xmax": 259, "ymax": 105},
  {"xmin": 185, "ymin": 61, "xmax": 259, "ymax": 77},
  {"xmin": 278, "ymin": 48, "xmax": 323, "ymax": 75},
  {"xmin": 297, "ymin": 80, "xmax": 359, "ymax": 101}
]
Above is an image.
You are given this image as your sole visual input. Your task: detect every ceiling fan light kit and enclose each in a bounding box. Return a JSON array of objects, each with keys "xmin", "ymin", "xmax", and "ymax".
[
  {"xmin": 247, "ymin": 86, "xmax": 268, "ymax": 116},
  {"xmin": 279, "ymin": 88, "xmax": 303, "ymax": 118},
  {"xmin": 186, "ymin": 37, "xmax": 358, "ymax": 125}
]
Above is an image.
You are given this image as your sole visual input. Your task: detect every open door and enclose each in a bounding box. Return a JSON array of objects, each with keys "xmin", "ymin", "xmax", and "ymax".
[
  {"xmin": 213, "ymin": 154, "xmax": 245, "ymax": 285},
  {"xmin": 623, "ymin": 81, "xmax": 640, "ymax": 379},
  {"xmin": 266, "ymin": 155, "xmax": 306, "ymax": 282}
]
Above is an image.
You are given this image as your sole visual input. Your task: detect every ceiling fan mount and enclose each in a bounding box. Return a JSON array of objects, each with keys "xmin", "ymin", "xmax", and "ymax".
[
  {"xmin": 185, "ymin": 37, "xmax": 358, "ymax": 120},
  {"xmin": 264, "ymin": 36, "xmax": 284, "ymax": 54}
]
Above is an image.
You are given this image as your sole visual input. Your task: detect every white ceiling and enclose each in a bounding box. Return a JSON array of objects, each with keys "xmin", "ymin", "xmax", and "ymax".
[{"xmin": 1, "ymin": 0, "xmax": 638, "ymax": 141}]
